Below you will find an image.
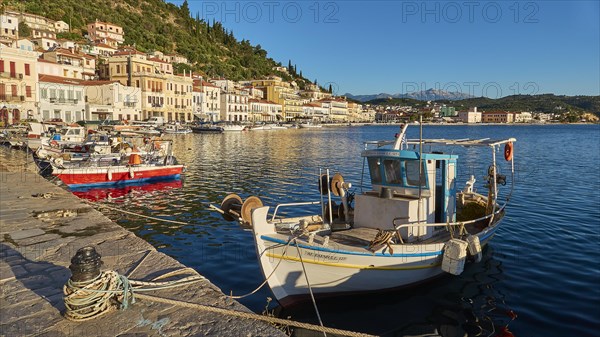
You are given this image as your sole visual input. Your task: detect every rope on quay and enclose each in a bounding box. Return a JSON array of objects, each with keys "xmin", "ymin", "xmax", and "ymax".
[
  {"xmin": 133, "ymin": 293, "xmax": 378, "ymax": 337},
  {"xmin": 83, "ymin": 200, "xmax": 188, "ymax": 225}
]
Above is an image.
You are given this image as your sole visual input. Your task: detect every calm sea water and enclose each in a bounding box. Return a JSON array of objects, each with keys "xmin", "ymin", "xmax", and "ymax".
[{"xmin": 54, "ymin": 125, "xmax": 599, "ymax": 336}]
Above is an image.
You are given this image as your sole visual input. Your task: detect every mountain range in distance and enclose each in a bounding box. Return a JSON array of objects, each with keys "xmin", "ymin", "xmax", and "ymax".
[{"xmin": 344, "ymin": 89, "xmax": 476, "ymax": 102}]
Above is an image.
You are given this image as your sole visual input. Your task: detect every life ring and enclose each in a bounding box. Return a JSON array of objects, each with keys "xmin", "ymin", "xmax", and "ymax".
[{"xmin": 504, "ymin": 142, "xmax": 514, "ymax": 161}]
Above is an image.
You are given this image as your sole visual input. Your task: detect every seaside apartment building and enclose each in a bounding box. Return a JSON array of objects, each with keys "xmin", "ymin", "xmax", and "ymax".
[
  {"xmin": 100, "ymin": 48, "xmax": 194, "ymax": 122},
  {"xmin": 482, "ymin": 111, "xmax": 514, "ymax": 123},
  {"xmin": 192, "ymin": 80, "xmax": 221, "ymax": 122},
  {"xmin": 165, "ymin": 73, "xmax": 193, "ymax": 122},
  {"xmin": 251, "ymin": 76, "xmax": 303, "ymax": 121},
  {"xmin": 248, "ymin": 98, "xmax": 282, "ymax": 122},
  {"xmin": 99, "ymin": 49, "xmax": 166, "ymax": 121},
  {"xmin": 85, "ymin": 81, "xmax": 142, "ymax": 121},
  {"xmin": 0, "ymin": 42, "xmax": 38, "ymax": 125},
  {"xmin": 38, "ymin": 75, "xmax": 86, "ymax": 123},
  {"xmin": 220, "ymin": 89, "xmax": 249, "ymax": 122}
]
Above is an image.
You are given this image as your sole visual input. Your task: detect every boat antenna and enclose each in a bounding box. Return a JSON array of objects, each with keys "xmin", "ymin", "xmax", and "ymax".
[
  {"xmin": 393, "ymin": 123, "xmax": 409, "ymax": 150},
  {"xmin": 417, "ymin": 114, "xmax": 423, "ymax": 226}
]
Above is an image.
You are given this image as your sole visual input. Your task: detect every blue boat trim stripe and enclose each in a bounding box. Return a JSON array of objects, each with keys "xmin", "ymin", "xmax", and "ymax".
[{"xmin": 67, "ymin": 175, "xmax": 181, "ymax": 189}]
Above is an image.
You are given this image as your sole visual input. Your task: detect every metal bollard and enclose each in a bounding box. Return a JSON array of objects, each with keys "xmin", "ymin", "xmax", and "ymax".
[{"xmin": 69, "ymin": 246, "xmax": 103, "ymax": 283}]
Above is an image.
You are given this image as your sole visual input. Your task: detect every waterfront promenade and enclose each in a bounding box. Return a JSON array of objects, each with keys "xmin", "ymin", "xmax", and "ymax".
[{"xmin": 0, "ymin": 150, "xmax": 286, "ymax": 336}]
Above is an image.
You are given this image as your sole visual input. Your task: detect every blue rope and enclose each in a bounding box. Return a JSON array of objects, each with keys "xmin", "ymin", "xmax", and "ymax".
[{"xmin": 118, "ymin": 274, "xmax": 136, "ymax": 309}]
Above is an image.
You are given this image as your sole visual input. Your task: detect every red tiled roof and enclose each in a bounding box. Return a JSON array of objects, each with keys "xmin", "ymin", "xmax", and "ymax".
[
  {"xmin": 202, "ymin": 81, "xmax": 217, "ymax": 88},
  {"xmin": 37, "ymin": 58, "xmax": 56, "ymax": 64},
  {"xmin": 95, "ymin": 43, "xmax": 116, "ymax": 50},
  {"xmin": 147, "ymin": 57, "xmax": 170, "ymax": 64},
  {"xmin": 39, "ymin": 74, "xmax": 118, "ymax": 86}
]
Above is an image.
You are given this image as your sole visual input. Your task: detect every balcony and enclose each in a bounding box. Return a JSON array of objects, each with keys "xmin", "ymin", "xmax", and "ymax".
[
  {"xmin": 124, "ymin": 102, "xmax": 137, "ymax": 107},
  {"xmin": 0, "ymin": 72, "xmax": 23, "ymax": 80},
  {"xmin": 0, "ymin": 95, "xmax": 24, "ymax": 102},
  {"xmin": 151, "ymin": 103, "xmax": 163, "ymax": 108}
]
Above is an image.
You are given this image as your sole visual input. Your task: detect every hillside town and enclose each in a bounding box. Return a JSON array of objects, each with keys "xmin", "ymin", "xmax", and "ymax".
[{"xmin": 0, "ymin": 11, "xmax": 560, "ymax": 126}]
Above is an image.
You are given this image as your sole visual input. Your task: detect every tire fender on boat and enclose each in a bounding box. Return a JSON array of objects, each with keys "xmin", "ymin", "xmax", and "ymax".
[{"xmin": 107, "ymin": 168, "xmax": 112, "ymax": 181}]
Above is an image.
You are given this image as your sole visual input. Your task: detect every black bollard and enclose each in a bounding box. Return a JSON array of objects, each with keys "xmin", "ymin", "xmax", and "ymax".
[{"xmin": 69, "ymin": 246, "xmax": 103, "ymax": 283}]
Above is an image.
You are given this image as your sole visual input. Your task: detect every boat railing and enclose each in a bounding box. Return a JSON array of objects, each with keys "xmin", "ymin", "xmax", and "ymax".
[
  {"xmin": 392, "ymin": 203, "xmax": 506, "ymax": 242},
  {"xmin": 271, "ymin": 201, "xmax": 322, "ymax": 222}
]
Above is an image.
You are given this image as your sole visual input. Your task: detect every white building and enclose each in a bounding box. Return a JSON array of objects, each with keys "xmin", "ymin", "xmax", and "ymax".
[
  {"xmin": 54, "ymin": 21, "xmax": 70, "ymax": 33},
  {"xmin": 0, "ymin": 13, "xmax": 19, "ymax": 45},
  {"xmin": 514, "ymin": 111, "xmax": 533, "ymax": 123},
  {"xmin": 458, "ymin": 111, "xmax": 482, "ymax": 123},
  {"xmin": 84, "ymin": 81, "xmax": 142, "ymax": 121},
  {"xmin": 220, "ymin": 90, "xmax": 248, "ymax": 122},
  {"xmin": 192, "ymin": 80, "xmax": 221, "ymax": 122},
  {"xmin": 249, "ymin": 99, "xmax": 282, "ymax": 122},
  {"xmin": 38, "ymin": 74, "xmax": 86, "ymax": 123},
  {"xmin": 30, "ymin": 37, "xmax": 58, "ymax": 51},
  {"xmin": 302, "ymin": 102, "xmax": 330, "ymax": 121}
]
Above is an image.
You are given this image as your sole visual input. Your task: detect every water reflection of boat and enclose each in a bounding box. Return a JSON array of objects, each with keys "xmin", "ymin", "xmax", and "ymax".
[
  {"xmin": 71, "ymin": 180, "xmax": 183, "ymax": 201},
  {"xmin": 214, "ymin": 124, "xmax": 517, "ymax": 306}
]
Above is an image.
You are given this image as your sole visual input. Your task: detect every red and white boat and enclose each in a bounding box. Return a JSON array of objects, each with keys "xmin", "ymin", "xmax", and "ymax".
[{"xmin": 51, "ymin": 153, "xmax": 184, "ymax": 188}]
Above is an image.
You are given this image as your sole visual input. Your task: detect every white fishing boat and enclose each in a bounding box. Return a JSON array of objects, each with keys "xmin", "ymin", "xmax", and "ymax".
[
  {"xmin": 220, "ymin": 123, "xmax": 246, "ymax": 132},
  {"xmin": 298, "ymin": 121, "xmax": 323, "ymax": 129},
  {"xmin": 162, "ymin": 123, "xmax": 192, "ymax": 134},
  {"xmin": 213, "ymin": 124, "xmax": 516, "ymax": 306},
  {"xmin": 249, "ymin": 123, "xmax": 288, "ymax": 131}
]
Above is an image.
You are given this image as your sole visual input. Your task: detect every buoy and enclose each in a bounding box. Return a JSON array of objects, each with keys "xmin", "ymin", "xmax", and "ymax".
[
  {"xmin": 107, "ymin": 169, "xmax": 112, "ymax": 181},
  {"xmin": 129, "ymin": 167, "xmax": 135, "ymax": 179}
]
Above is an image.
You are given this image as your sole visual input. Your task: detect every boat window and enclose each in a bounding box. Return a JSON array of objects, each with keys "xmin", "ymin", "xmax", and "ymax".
[
  {"xmin": 367, "ymin": 157, "xmax": 382, "ymax": 184},
  {"xmin": 404, "ymin": 160, "xmax": 427, "ymax": 187},
  {"xmin": 383, "ymin": 159, "xmax": 402, "ymax": 184}
]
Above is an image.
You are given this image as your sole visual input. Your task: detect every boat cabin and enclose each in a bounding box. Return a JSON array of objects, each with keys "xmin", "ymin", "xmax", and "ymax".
[{"xmin": 354, "ymin": 147, "xmax": 458, "ymax": 243}]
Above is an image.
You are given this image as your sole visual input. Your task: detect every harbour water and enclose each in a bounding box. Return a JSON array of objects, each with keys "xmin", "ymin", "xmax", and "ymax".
[{"xmin": 20, "ymin": 124, "xmax": 600, "ymax": 336}]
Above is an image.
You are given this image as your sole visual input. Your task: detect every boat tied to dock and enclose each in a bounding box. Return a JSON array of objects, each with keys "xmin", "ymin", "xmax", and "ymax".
[{"xmin": 212, "ymin": 124, "xmax": 517, "ymax": 306}]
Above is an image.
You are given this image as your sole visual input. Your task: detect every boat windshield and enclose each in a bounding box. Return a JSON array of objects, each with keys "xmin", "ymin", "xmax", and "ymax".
[{"xmin": 368, "ymin": 157, "xmax": 427, "ymax": 188}]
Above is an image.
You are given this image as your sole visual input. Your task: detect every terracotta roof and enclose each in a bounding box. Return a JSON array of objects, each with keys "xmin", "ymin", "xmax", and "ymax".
[
  {"xmin": 39, "ymin": 74, "xmax": 86, "ymax": 85},
  {"xmin": 249, "ymin": 98, "xmax": 280, "ymax": 105},
  {"xmin": 95, "ymin": 43, "xmax": 116, "ymax": 50},
  {"xmin": 51, "ymin": 48, "xmax": 83, "ymax": 58},
  {"xmin": 89, "ymin": 20, "xmax": 123, "ymax": 28},
  {"xmin": 37, "ymin": 58, "xmax": 56, "ymax": 64},
  {"xmin": 202, "ymin": 81, "xmax": 217, "ymax": 88},
  {"xmin": 39, "ymin": 74, "xmax": 118, "ymax": 86},
  {"xmin": 113, "ymin": 49, "xmax": 145, "ymax": 56},
  {"xmin": 192, "ymin": 87, "xmax": 202, "ymax": 92},
  {"xmin": 303, "ymin": 102, "xmax": 322, "ymax": 107},
  {"xmin": 147, "ymin": 57, "xmax": 170, "ymax": 64}
]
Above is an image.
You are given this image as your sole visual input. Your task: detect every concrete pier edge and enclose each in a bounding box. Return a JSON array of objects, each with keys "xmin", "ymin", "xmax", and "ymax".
[{"xmin": 0, "ymin": 150, "xmax": 287, "ymax": 337}]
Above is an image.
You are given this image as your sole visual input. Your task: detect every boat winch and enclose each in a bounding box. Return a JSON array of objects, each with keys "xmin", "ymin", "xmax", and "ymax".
[{"xmin": 218, "ymin": 194, "xmax": 263, "ymax": 227}]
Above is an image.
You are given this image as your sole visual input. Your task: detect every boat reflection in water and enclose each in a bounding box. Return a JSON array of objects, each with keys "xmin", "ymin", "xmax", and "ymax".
[{"xmin": 71, "ymin": 179, "xmax": 183, "ymax": 202}]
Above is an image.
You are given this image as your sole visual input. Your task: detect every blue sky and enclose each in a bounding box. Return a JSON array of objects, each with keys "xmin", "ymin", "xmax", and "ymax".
[{"xmin": 174, "ymin": 1, "xmax": 599, "ymax": 97}]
